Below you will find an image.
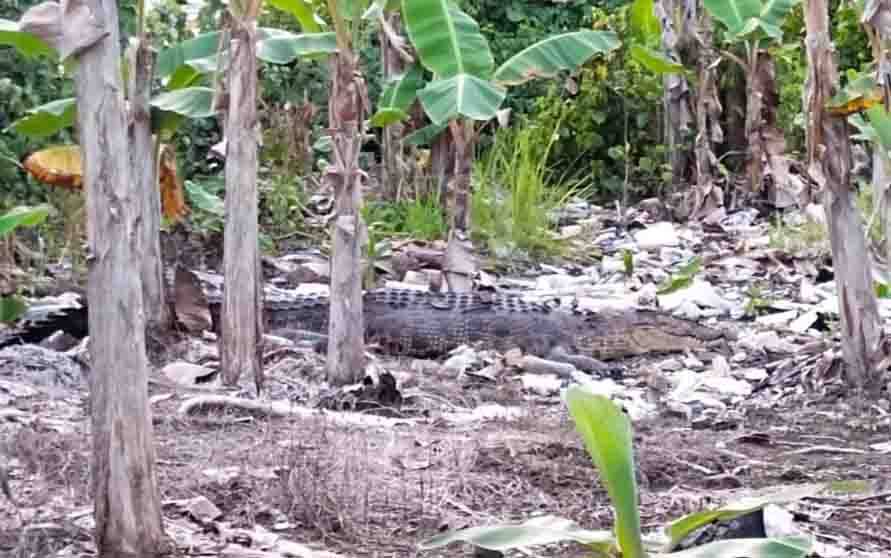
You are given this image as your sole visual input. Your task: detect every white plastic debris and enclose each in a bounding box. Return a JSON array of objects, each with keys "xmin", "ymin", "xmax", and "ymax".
[
  {"xmin": 741, "ymin": 368, "xmax": 769, "ymax": 382},
  {"xmin": 763, "ymin": 504, "xmax": 801, "ymax": 538},
  {"xmin": 710, "ymin": 355, "xmax": 731, "ymax": 377},
  {"xmin": 756, "ymin": 310, "xmax": 799, "ymax": 327},
  {"xmin": 789, "ymin": 310, "xmax": 820, "ymax": 333},
  {"xmin": 659, "ymin": 279, "xmax": 732, "ymax": 313},
  {"xmin": 161, "ymin": 361, "xmax": 216, "ymax": 386},
  {"xmin": 402, "ymin": 270, "xmax": 431, "ymax": 287},
  {"xmin": 442, "ymin": 345, "xmax": 481, "ymax": 374},
  {"xmin": 384, "ymin": 279, "xmax": 428, "ymax": 291},
  {"xmin": 634, "ymin": 221, "xmax": 680, "ymax": 250},
  {"xmin": 699, "ymin": 376, "xmax": 752, "ymax": 396},
  {"xmin": 799, "ymin": 279, "xmax": 820, "ymax": 303},
  {"xmin": 738, "ymin": 331, "xmax": 797, "ymax": 354}
]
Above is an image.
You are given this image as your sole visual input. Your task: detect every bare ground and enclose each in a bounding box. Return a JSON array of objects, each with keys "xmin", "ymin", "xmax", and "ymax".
[{"xmin": 2, "ymin": 345, "xmax": 890, "ymax": 557}]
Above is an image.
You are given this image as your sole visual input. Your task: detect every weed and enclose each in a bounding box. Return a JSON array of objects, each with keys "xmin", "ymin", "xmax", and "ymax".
[
  {"xmin": 404, "ymin": 196, "xmax": 447, "ymax": 240},
  {"xmin": 421, "ymin": 390, "xmax": 818, "ymax": 557},
  {"xmin": 767, "ymin": 214, "xmax": 828, "ymax": 253},
  {"xmin": 472, "ymin": 115, "xmax": 590, "ymax": 258},
  {"xmin": 260, "ymin": 172, "xmax": 308, "ymax": 245},
  {"xmin": 657, "ymin": 257, "xmax": 702, "ymax": 295},
  {"xmin": 362, "ymin": 195, "xmax": 446, "ymax": 242},
  {"xmin": 744, "ymin": 283, "xmax": 773, "ymax": 317}
]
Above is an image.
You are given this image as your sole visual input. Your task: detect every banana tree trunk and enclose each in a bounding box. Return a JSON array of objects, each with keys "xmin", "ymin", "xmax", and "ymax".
[
  {"xmin": 688, "ymin": 8, "xmax": 724, "ymax": 218},
  {"xmin": 45, "ymin": 0, "xmax": 169, "ymax": 552},
  {"xmin": 656, "ymin": 0, "xmax": 695, "ymax": 189},
  {"xmin": 379, "ymin": 12, "xmax": 406, "ymax": 201},
  {"xmin": 874, "ymin": 152, "xmax": 891, "ymax": 255},
  {"xmin": 744, "ymin": 46, "xmax": 765, "ymax": 194},
  {"xmin": 220, "ymin": 16, "xmax": 264, "ymax": 392},
  {"xmin": 430, "ymin": 127, "xmax": 455, "ymax": 208},
  {"xmin": 804, "ymin": 0, "xmax": 885, "ymax": 392},
  {"xmin": 326, "ymin": 47, "xmax": 368, "ymax": 385},
  {"xmin": 126, "ymin": 36, "xmax": 169, "ymax": 330},
  {"xmin": 443, "ymin": 119, "xmax": 475, "ymax": 292}
]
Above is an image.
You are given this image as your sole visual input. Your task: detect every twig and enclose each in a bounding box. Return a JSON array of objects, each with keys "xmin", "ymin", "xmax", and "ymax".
[
  {"xmin": 781, "ymin": 444, "xmax": 868, "ymax": 456},
  {"xmin": 272, "ymin": 228, "xmax": 318, "ymax": 241},
  {"xmin": 672, "ymin": 456, "xmax": 716, "ymax": 475}
]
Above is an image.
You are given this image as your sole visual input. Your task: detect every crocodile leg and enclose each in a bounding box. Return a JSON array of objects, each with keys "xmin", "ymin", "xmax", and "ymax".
[{"xmin": 546, "ymin": 345, "xmax": 623, "ymax": 377}]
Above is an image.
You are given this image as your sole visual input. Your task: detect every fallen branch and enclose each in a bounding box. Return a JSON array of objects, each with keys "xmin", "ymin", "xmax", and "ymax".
[
  {"xmin": 177, "ymin": 395, "xmax": 408, "ymax": 428},
  {"xmin": 518, "ymin": 355, "xmax": 576, "ymax": 378}
]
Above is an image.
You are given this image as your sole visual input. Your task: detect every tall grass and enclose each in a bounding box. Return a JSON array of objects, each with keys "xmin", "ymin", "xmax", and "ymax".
[
  {"xmin": 472, "ymin": 114, "xmax": 590, "ymax": 257},
  {"xmin": 362, "ymin": 194, "xmax": 447, "ymax": 242}
]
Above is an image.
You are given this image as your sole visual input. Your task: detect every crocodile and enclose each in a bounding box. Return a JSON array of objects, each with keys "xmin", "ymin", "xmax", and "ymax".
[
  {"xmin": 1, "ymin": 277, "xmax": 727, "ymax": 372},
  {"xmin": 209, "ymin": 288, "xmax": 728, "ymax": 372}
]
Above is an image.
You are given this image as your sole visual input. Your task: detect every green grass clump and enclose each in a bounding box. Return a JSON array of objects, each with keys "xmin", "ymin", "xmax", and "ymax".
[
  {"xmin": 362, "ymin": 194, "xmax": 447, "ymax": 242},
  {"xmin": 472, "ymin": 116, "xmax": 590, "ymax": 258},
  {"xmin": 767, "ymin": 214, "xmax": 828, "ymax": 253}
]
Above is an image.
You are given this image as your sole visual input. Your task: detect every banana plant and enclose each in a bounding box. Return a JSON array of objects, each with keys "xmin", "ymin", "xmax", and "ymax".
[
  {"xmin": 2, "ymin": 24, "xmax": 337, "ymax": 143},
  {"xmin": 371, "ymin": 0, "xmax": 619, "ymax": 132},
  {"xmin": 420, "ymin": 388, "xmax": 818, "ymax": 557},
  {"xmin": 628, "ymin": 0, "xmax": 686, "ymax": 77},
  {"xmin": 701, "ymin": 0, "xmax": 801, "ymax": 193},
  {"xmin": 362, "ymin": 0, "xmax": 619, "ymax": 289}
]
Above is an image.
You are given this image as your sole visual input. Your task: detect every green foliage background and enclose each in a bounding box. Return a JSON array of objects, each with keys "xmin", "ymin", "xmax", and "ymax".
[
  {"xmin": 0, "ymin": 0, "xmax": 877, "ymax": 206},
  {"xmin": 0, "ymin": 0, "xmax": 72, "ymax": 202}
]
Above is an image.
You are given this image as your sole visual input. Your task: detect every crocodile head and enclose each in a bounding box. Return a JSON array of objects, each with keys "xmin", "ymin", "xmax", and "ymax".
[{"xmin": 570, "ymin": 309, "xmax": 726, "ymax": 360}]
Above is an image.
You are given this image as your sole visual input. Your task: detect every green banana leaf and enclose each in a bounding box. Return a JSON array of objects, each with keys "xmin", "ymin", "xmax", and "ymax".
[
  {"xmin": 371, "ymin": 64, "xmax": 424, "ymax": 127},
  {"xmin": 629, "ymin": 0, "xmax": 661, "ymax": 43},
  {"xmin": 567, "ymin": 389, "xmax": 646, "ymax": 558},
  {"xmin": 0, "ymin": 18, "xmax": 55, "ymax": 59},
  {"xmin": 757, "ymin": 0, "xmax": 801, "ymax": 40},
  {"xmin": 258, "ymin": 31, "xmax": 338, "ymax": 63},
  {"xmin": 149, "ymin": 87, "xmax": 216, "ymax": 119},
  {"xmin": 0, "ymin": 204, "xmax": 51, "ymax": 238},
  {"xmin": 630, "ymin": 45, "xmax": 686, "ymax": 75},
  {"xmin": 417, "ymin": 73, "xmax": 506, "ymax": 124},
  {"xmin": 6, "ymin": 97, "xmax": 76, "ymax": 138},
  {"xmin": 402, "ymin": 0, "xmax": 494, "ymax": 79},
  {"xmin": 418, "ymin": 515, "xmax": 615, "ymax": 552},
  {"xmin": 493, "ymin": 30, "xmax": 619, "ymax": 86},
  {"xmin": 418, "ymin": 390, "xmax": 814, "ymax": 558},
  {"xmin": 667, "ymin": 537, "xmax": 812, "ymax": 558},
  {"xmin": 166, "ymin": 64, "xmax": 209, "ymax": 91},
  {"xmin": 266, "ymin": 0, "xmax": 326, "ymax": 32},
  {"xmin": 156, "ymin": 31, "xmax": 222, "ymax": 78},
  {"xmin": 703, "ymin": 0, "xmax": 800, "ymax": 41},
  {"xmin": 865, "ymin": 105, "xmax": 891, "ymax": 153},
  {"xmin": 0, "ymin": 296, "xmax": 27, "ymax": 323},
  {"xmin": 404, "ymin": 121, "xmax": 449, "ymax": 146},
  {"xmin": 155, "ymin": 28, "xmax": 337, "ymax": 79},
  {"xmin": 666, "ymin": 484, "xmax": 823, "ymax": 549}
]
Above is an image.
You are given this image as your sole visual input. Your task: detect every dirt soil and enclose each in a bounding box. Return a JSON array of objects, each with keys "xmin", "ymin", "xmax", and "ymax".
[
  {"xmin": 2, "ymin": 343, "xmax": 890, "ymax": 557},
  {"xmin": 3, "ymin": 219, "xmax": 891, "ymax": 557}
]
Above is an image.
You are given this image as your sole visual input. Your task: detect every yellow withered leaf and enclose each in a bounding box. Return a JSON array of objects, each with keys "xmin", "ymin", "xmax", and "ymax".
[
  {"xmin": 22, "ymin": 143, "xmax": 189, "ymax": 222},
  {"xmin": 158, "ymin": 144, "xmax": 189, "ymax": 222},
  {"xmin": 827, "ymin": 90, "xmax": 884, "ymax": 117},
  {"xmin": 22, "ymin": 145, "xmax": 83, "ymax": 190}
]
